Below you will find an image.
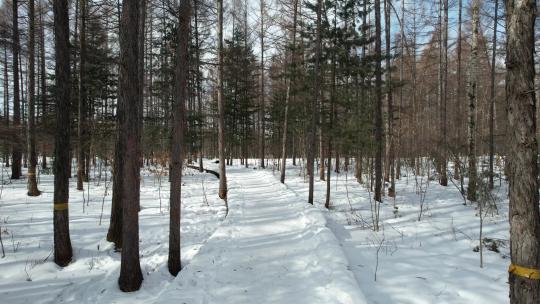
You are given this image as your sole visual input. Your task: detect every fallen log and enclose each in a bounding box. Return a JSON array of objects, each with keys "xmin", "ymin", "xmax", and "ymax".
[{"xmin": 186, "ymin": 165, "xmax": 219, "ymax": 179}]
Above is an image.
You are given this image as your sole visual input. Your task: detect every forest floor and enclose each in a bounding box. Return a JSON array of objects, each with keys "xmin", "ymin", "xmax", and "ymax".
[{"xmin": 0, "ymin": 159, "xmax": 509, "ymax": 303}]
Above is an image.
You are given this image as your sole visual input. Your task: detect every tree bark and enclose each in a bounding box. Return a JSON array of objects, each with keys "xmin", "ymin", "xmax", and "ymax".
[
  {"xmin": 280, "ymin": 0, "xmax": 298, "ymax": 184},
  {"xmin": 259, "ymin": 0, "xmax": 265, "ymax": 169},
  {"xmin": 194, "ymin": 0, "xmax": 204, "ymax": 173},
  {"xmin": 27, "ymin": 0, "xmax": 40, "ymax": 196},
  {"xmin": 11, "ymin": 0, "xmax": 22, "ymax": 179},
  {"xmin": 52, "ymin": 0, "xmax": 73, "ymax": 267},
  {"xmin": 77, "ymin": 0, "xmax": 88, "ymax": 191},
  {"xmin": 118, "ymin": 0, "xmax": 143, "ymax": 292},
  {"xmin": 467, "ymin": 0, "xmax": 479, "ymax": 203},
  {"xmin": 374, "ymin": 0, "xmax": 383, "ymax": 203},
  {"xmin": 505, "ymin": 0, "xmax": 540, "ymax": 302},
  {"xmin": 169, "ymin": 0, "xmax": 190, "ymax": 276},
  {"xmin": 384, "ymin": 0, "xmax": 395, "ymax": 197},
  {"xmin": 439, "ymin": 0, "xmax": 448, "ymax": 187},
  {"xmin": 453, "ymin": 0, "xmax": 463, "ymax": 181},
  {"xmin": 217, "ymin": 0, "xmax": 228, "ymax": 202},
  {"xmin": 308, "ymin": 0, "xmax": 322, "ymax": 205},
  {"xmin": 488, "ymin": 0, "xmax": 498, "ymax": 190},
  {"xmin": 4, "ymin": 43, "xmax": 10, "ymax": 167},
  {"xmin": 39, "ymin": 1, "xmax": 47, "ymax": 169}
]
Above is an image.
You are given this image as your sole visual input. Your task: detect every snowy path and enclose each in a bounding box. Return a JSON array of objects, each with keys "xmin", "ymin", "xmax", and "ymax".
[{"xmin": 156, "ymin": 167, "xmax": 366, "ymax": 304}]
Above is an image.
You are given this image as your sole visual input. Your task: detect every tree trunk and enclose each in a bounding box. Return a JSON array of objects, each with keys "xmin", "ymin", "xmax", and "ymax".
[
  {"xmin": 52, "ymin": 0, "xmax": 73, "ymax": 267},
  {"xmin": 308, "ymin": 0, "xmax": 322, "ymax": 205},
  {"xmin": 11, "ymin": 0, "xmax": 22, "ymax": 180},
  {"xmin": 454, "ymin": 0, "xmax": 463, "ymax": 181},
  {"xmin": 505, "ymin": 0, "xmax": 540, "ymax": 302},
  {"xmin": 39, "ymin": 2, "xmax": 47, "ymax": 170},
  {"xmin": 488, "ymin": 0, "xmax": 498, "ymax": 190},
  {"xmin": 169, "ymin": 0, "xmax": 190, "ymax": 276},
  {"xmin": 217, "ymin": 0, "xmax": 227, "ymax": 202},
  {"xmin": 438, "ymin": 0, "xmax": 448, "ymax": 187},
  {"xmin": 117, "ymin": 0, "xmax": 143, "ymax": 292},
  {"xmin": 4, "ymin": 44, "xmax": 10, "ymax": 168},
  {"xmin": 384, "ymin": 0, "xmax": 395, "ymax": 197},
  {"xmin": 280, "ymin": 0, "xmax": 298, "ymax": 184},
  {"xmin": 374, "ymin": 0, "xmax": 383, "ymax": 203},
  {"xmin": 27, "ymin": 0, "xmax": 40, "ymax": 196},
  {"xmin": 194, "ymin": 0, "xmax": 204, "ymax": 173},
  {"xmin": 77, "ymin": 0, "xmax": 88, "ymax": 191},
  {"xmin": 466, "ymin": 0, "xmax": 479, "ymax": 203},
  {"xmin": 259, "ymin": 0, "xmax": 265, "ymax": 169}
]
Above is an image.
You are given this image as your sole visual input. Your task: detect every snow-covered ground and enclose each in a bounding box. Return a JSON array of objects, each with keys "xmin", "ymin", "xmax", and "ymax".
[
  {"xmin": 0, "ymin": 159, "xmax": 509, "ymax": 303},
  {"xmin": 0, "ymin": 164, "xmax": 226, "ymax": 303},
  {"xmin": 275, "ymin": 159, "xmax": 509, "ymax": 304}
]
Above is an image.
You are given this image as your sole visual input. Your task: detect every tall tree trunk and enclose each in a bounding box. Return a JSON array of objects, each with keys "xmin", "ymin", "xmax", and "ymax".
[
  {"xmin": 217, "ymin": 0, "xmax": 227, "ymax": 202},
  {"xmin": 52, "ymin": 0, "xmax": 73, "ymax": 267},
  {"xmin": 280, "ymin": 0, "xmax": 298, "ymax": 184},
  {"xmin": 27, "ymin": 0, "xmax": 40, "ymax": 196},
  {"xmin": 169, "ymin": 0, "xmax": 190, "ymax": 276},
  {"xmin": 467, "ymin": 0, "xmax": 479, "ymax": 203},
  {"xmin": 453, "ymin": 0, "xmax": 463, "ymax": 181},
  {"xmin": 308, "ymin": 0, "xmax": 322, "ymax": 205},
  {"xmin": 438, "ymin": 0, "xmax": 448, "ymax": 187},
  {"xmin": 488, "ymin": 0, "xmax": 498, "ymax": 190},
  {"xmin": 11, "ymin": 0, "xmax": 22, "ymax": 179},
  {"xmin": 506, "ymin": 0, "xmax": 540, "ymax": 302},
  {"xmin": 374, "ymin": 0, "xmax": 383, "ymax": 204},
  {"xmin": 138, "ymin": 0, "xmax": 146, "ymax": 168},
  {"xmin": 325, "ymin": 3, "xmax": 337, "ymax": 209},
  {"xmin": 384, "ymin": 0, "xmax": 395, "ymax": 197},
  {"xmin": 4, "ymin": 45, "xmax": 10, "ymax": 167},
  {"xmin": 77, "ymin": 0, "xmax": 88, "ymax": 191},
  {"xmin": 259, "ymin": 0, "xmax": 265, "ymax": 169},
  {"xmin": 194, "ymin": 0, "xmax": 204, "ymax": 173},
  {"xmin": 117, "ymin": 0, "xmax": 143, "ymax": 292},
  {"xmin": 396, "ymin": 0, "xmax": 405, "ymax": 180},
  {"xmin": 39, "ymin": 1, "xmax": 47, "ymax": 170}
]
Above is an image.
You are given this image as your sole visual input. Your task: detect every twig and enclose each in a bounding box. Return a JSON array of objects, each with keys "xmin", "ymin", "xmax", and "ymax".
[{"xmin": 0, "ymin": 225, "xmax": 5, "ymax": 258}]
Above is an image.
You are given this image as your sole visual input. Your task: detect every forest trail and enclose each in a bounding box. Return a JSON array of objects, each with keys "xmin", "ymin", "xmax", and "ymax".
[{"xmin": 156, "ymin": 167, "xmax": 367, "ymax": 304}]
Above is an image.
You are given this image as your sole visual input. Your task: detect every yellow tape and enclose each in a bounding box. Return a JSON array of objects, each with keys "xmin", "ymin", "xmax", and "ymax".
[
  {"xmin": 509, "ymin": 263, "xmax": 540, "ymax": 280},
  {"xmin": 54, "ymin": 203, "xmax": 69, "ymax": 211},
  {"xmin": 27, "ymin": 172, "xmax": 36, "ymax": 176}
]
